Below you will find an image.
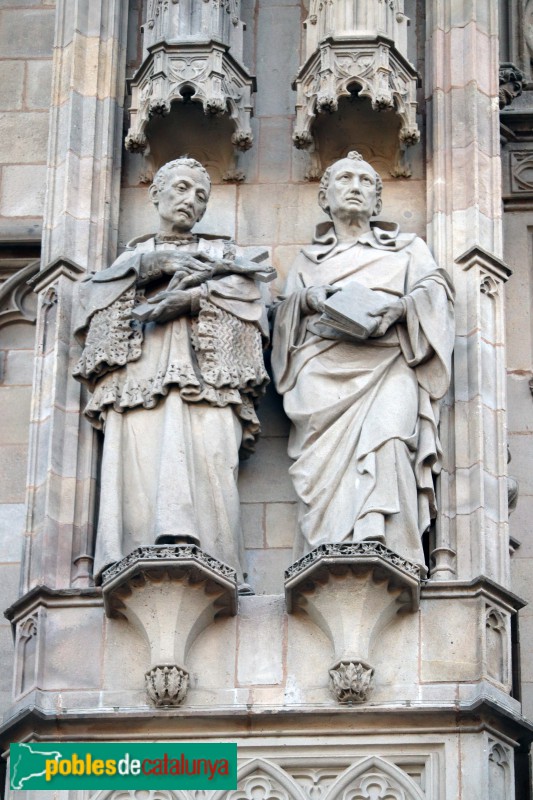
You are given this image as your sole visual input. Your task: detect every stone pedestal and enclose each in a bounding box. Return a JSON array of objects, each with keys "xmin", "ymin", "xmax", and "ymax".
[
  {"xmin": 285, "ymin": 543, "xmax": 421, "ymax": 703},
  {"xmin": 101, "ymin": 545, "xmax": 238, "ymax": 706}
]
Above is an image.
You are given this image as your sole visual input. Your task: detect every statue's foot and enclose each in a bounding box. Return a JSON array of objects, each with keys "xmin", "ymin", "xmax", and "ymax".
[
  {"xmin": 156, "ymin": 534, "xmax": 199, "ymax": 546},
  {"xmin": 238, "ymin": 582, "xmax": 255, "ymax": 596}
]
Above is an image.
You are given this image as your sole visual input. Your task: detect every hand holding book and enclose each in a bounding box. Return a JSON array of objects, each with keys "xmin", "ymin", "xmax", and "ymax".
[{"xmin": 317, "ymin": 281, "xmax": 405, "ymax": 340}]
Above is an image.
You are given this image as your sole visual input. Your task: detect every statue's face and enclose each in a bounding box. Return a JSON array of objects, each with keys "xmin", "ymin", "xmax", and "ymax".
[
  {"xmin": 153, "ymin": 165, "xmax": 210, "ymax": 232},
  {"xmin": 322, "ymin": 159, "xmax": 380, "ymax": 221}
]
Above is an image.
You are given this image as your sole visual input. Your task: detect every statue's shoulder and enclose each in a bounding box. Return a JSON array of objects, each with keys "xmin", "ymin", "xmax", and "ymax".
[{"xmin": 125, "ymin": 233, "xmax": 156, "ymax": 251}]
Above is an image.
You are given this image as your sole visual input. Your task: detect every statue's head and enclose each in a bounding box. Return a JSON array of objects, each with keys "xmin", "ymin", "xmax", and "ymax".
[
  {"xmin": 150, "ymin": 158, "xmax": 212, "ymax": 233},
  {"xmin": 318, "ymin": 151, "xmax": 383, "ymax": 223}
]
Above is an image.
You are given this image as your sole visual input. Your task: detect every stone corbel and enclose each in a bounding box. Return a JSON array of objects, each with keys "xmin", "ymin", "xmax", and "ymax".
[
  {"xmin": 499, "ymin": 63, "xmax": 525, "ymax": 110},
  {"xmin": 285, "ymin": 543, "xmax": 421, "ymax": 703},
  {"xmin": 102, "ymin": 545, "xmax": 238, "ymax": 706},
  {"xmin": 293, "ymin": 37, "xmax": 419, "ymax": 152}
]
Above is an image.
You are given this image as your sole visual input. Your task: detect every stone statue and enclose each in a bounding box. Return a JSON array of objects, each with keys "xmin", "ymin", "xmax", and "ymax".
[
  {"xmin": 272, "ymin": 151, "xmax": 454, "ymax": 571},
  {"xmin": 73, "ymin": 157, "xmax": 274, "ymax": 587}
]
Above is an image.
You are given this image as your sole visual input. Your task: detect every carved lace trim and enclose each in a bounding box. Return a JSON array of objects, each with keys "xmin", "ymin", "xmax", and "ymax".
[
  {"xmin": 73, "ymin": 287, "xmax": 143, "ymax": 381},
  {"xmin": 192, "ymin": 297, "xmax": 269, "ymax": 391},
  {"xmin": 81, "ymin": 290, "xmax": 268, "ymax": 452},
  {"xmin": 84, "ymin": 359, "xmax": 203, "ymax": 419}
]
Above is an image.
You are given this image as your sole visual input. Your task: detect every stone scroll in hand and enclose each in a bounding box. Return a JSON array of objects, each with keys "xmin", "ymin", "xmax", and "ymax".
[{"xmin": 319, "ymin": 281, "xmax": 385, "ymax": 339}]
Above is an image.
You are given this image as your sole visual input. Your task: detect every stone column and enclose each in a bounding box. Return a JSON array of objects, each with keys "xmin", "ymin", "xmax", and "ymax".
[
  {"xmin": 23, "ymin": 0, "xmax": 128, "ymax": 592},
  {"xmin": 425, "ymin": 2, "xmax": 511, "ymax": 585}
]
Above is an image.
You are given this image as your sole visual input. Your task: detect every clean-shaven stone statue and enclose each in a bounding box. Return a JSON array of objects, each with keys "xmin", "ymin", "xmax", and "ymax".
[
  {"xmin": 272, "ymin": 151, "xmax": 454, "ymax": 571},
  {"xmin": 74, "ymin": 157, "xmax": 274, "ymax": 587}
]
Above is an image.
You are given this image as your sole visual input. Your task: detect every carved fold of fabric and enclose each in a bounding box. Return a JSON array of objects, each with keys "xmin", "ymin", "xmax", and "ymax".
[
  {"xmin": 83, "ymin": 360, "xmax": 202, "ymax": 427},
  {"xmin": 73, "ymin": 287, "xmax": 143, "ymax": 382}
]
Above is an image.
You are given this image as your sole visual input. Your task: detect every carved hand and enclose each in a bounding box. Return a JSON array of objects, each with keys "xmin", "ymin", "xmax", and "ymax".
[
  {"xmin": 141, "ymin": 250, "xmax": 222, "ymax": 280},
  {"xmin": 369, "ymin": 298, "xmax": 406, "ymax": 337},
  {"xmin": 145, "ymin": 288, "xmax": 195, "ymax": 323},
  {"xmin": 304, "ymin": 284, "xmax": 339, "ymax": 313}
]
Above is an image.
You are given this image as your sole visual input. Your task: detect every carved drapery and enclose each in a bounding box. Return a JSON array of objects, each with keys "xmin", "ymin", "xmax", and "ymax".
[
  {"xmin": 126, "ymin": 0, "xmax": 255, "ymax": 160},
  {"xmin": 292, "ymin": 0, "xmax": 419, "ymax": 170}
]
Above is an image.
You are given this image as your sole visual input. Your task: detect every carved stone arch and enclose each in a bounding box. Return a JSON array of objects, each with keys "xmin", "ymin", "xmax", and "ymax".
[
  {"xmin": 0, "ymin": 259, "xmax": 39, "ymax": 329},
  {"xmin": 323, "ymin": 757, "xmax": 425, "ymax": 800},
  {"xmin": 488, "ymin": 740, "xmax": 513, "ymax": 800},
  {"xmin": 485, "ymin": 606, "xmax": 509, "ymax": 685},
  {"xmin": 211, "ymin": 757, "xmax": 308, "ymax": 800},
  {"xmin": 89, "ymin": 790, "xmax": 192, "ymax": 800}
]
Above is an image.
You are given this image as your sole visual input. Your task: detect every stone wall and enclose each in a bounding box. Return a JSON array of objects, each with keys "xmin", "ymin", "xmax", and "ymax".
[
  {"xmin": 0, "ymin": 0, "xmax": 54, "ymax": 239},
  {"xmin": 0, "ymin": 0, "xmax": 54, "ymax": 722}
]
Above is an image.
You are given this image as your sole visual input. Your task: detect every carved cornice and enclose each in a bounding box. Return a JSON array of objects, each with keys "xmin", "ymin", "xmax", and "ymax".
[
  {"xmin": 292, "ymin": 36, "xmax": 419, "ymax": 151},
  {"xmin": 28, "ymin": 257, "xmax": 85, "ymax": 295},
  {"xmin": 455, "ymin": 246, "xmax": 513, "ymax": 284},
  {"xmin": 285, "ymin": 541, "xmax": 422, "ymax": 612},
  {"xmin": 4, "ymin": 585, "xmax": 103, "ymax": 627},
  {"xmin": 125, "ymin": 40, "xmax": 255, "ymax": 155},
  {"xmin": 421, "ymin": 576, "xmax": 526, "ymax": 614},
  {"xmin": 2, "ymin": 691, "xmax": 533, "ymax": 748},
  {"xmin": 101, "ymin": 544, "xmax": 238, "ymax": 617}
]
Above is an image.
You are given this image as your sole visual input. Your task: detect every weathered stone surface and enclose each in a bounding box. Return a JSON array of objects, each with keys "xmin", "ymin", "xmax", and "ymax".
[
  {"xmin": 265, "ymin": 503, "xmax": 297, "ymax": 549},
  {"xmin": 421, "ymin": 598, "xmax": 480, "ymax": 682},
  {"xmin": 255, "ymin": 5, "xmax": 300, "ymax": 117},
  {"xmin": 241, "ymin": 503, "xmax": 264, "ymax": 550},
  {"xmin": 246, "ymin": 547, "xmax": 293, "ymax": 595},
  {"xmin": 2, "ymin": 350, "xmax": 35, "ymax": 386},
  {"xmin": 0, "ymin": 504, "xmax": 25, "ymax": 562},
  {"xmin": 0, "ymin": 61, "xmax": 24, "ymax": 110},
  {"xmin": 238, "ymin": 438, "xmax": 297, "ymax": 503},
  {"xmin": 258, "ymin": 118, "xmax": 292, "ymax": 183},
  {"xmin": 0, "ymin": 165, "xmax": 47, "ymax": 217},
  {"xmin": 0, "ymin": 9, "xmax": 55, "ymax": 58},
  {"xmin": 0, "ymin": 445, "xmax": 28, "ymax": 503},
  {"xmin": 0, "ymin": 387, "xmax": 31, "ymax": 445},
  {"xmin": 237, "ymin": 596, "xmax": 285, "ymax": 685},
  {"xmin": 40, "ymin": 607, "xmax": 103, "ymax": 689},
  {"xmin": 0, "ymin": 112, "xmax": 49, "ymax": 164},
  {"xmin": 25, "ymin": 60, "xmax": 53, "ymax": 110}
]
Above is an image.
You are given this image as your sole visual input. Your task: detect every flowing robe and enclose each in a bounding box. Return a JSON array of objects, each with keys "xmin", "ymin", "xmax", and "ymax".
[
  {"xmin": 271, "ymin": 222, "xmax": 454, "ymax": 569},
  {"xmin": 74, "ymin": 234, "xmax": 271, "ymax": 581}
]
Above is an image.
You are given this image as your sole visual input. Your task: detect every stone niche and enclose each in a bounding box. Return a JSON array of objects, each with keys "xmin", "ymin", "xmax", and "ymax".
[
  {"xmin": 125, "ymin": 0, "xmax": 256, "ymax": 182},
  {"xmin": 292, "ymin": 0, "xmax": 420, "ymax": 179}
]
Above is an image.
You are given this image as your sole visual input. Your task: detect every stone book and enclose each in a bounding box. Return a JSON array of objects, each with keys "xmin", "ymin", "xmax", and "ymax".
[{"xmin": 320, "ymin": 281, "xmax": 384, "ymax": 339}]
